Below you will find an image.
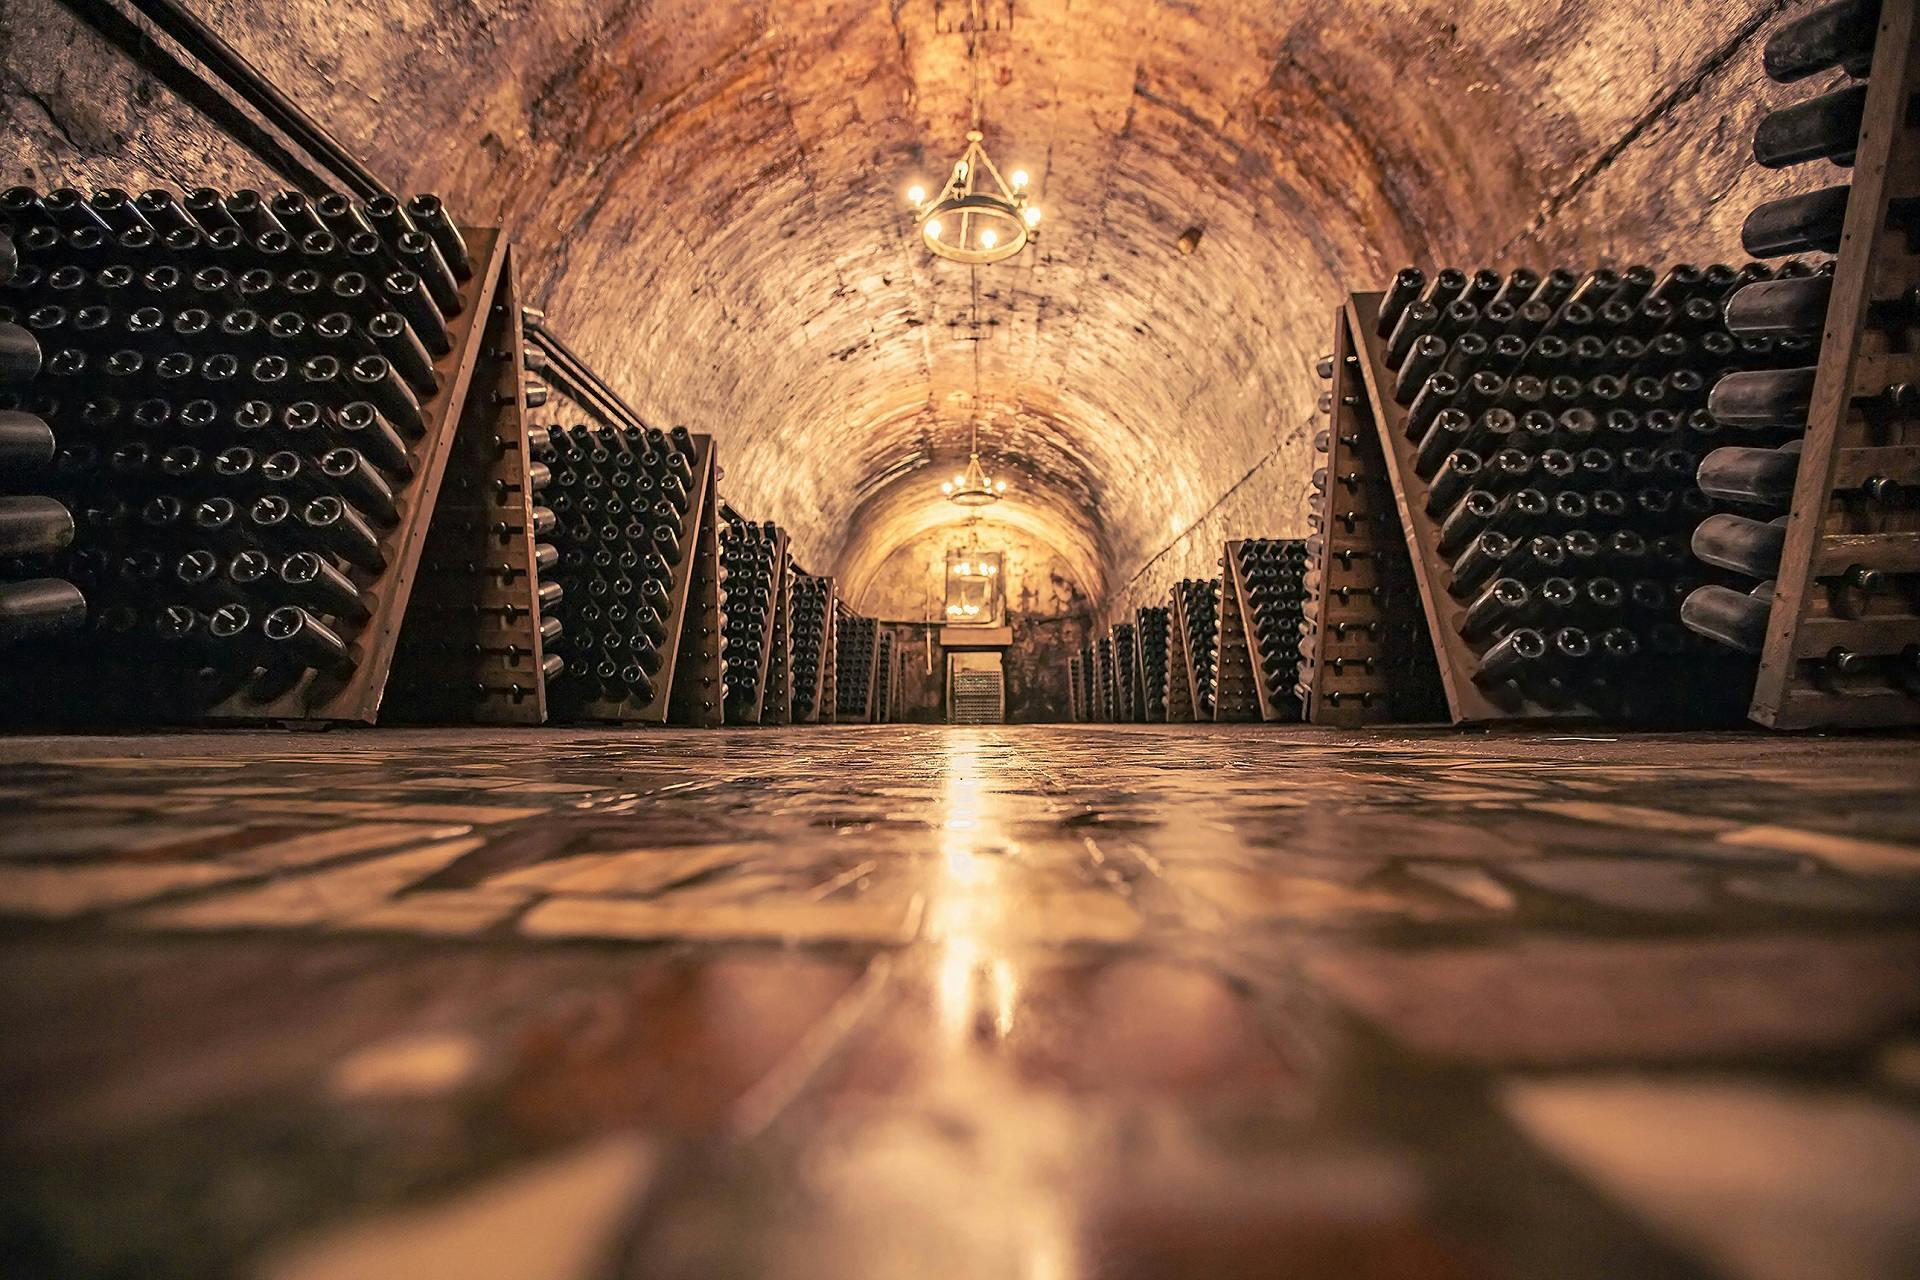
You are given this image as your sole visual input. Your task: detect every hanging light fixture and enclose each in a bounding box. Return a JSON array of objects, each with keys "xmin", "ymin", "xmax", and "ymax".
[
  {"xmin": 907, "ymin": 131, "xmax": 1041, "ymax": 265},
  {"xmin": 939, "ymin": 417, "xmax": 1008, "ymax": 506}
]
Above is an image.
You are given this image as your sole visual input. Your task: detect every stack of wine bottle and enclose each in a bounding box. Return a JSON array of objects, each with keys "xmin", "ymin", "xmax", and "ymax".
[
  {"xmin": 1093, "ymin": 633, "xmax": 1115, "ymax": 720},
  {"xmin": 1229, "ymin": 539, "xmax": 1308, "ymax": 719},
  {"xmin": 1072, "ymin": 637, "xmax": 1095, "ymax": 721},
  {"xmin": 1372, "ymin": 258, "xmax": 1804, "ymax": 718},
  {"xmin": 1134, "ymin": 606, "xmax": 1170, "ymax": 721},
  {"xmin": 1170, "ymin": 577, "xmax": 1220, "ymax": 719},
  {"xmin": 789, "ymin": 572, "xmax": 833, "ymax": 721},
  {"xmin": 1110, "ymin": 620, "xmax": 1139, "ymax": 721},
  {"xmin": 0, "ymin": 184, "xmax": 473, "ymax": 720},
  {"xmin": 721, "ymin": 515, "xmax": 787, "ymax": 721},
  {"xmin": 536, "ymin": 422, "xmax": 699, "ymax": 714},
  {"xmin": 1682, "ymin": 0, "xmax": 1904, "ymax": 706},
  {"xmin": 0, "ymin": 227, "xmax": 86, "ymax": 645},
  {"xmin": 835, "ymin": 612, "xmax": 878, "ymax": 720},
  {"xmin": 873, "ymin": 629, "xmax": 895, "ymax": 723}
]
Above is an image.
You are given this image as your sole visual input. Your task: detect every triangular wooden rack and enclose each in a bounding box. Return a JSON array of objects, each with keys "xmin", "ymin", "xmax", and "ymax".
[
  {"xmin": 1213, "ymin": 545, "xmax": 1261, "ymax": 723},
  {"xmin": 1165, "ymin": 592, "xmax": 1197, "ymax": 722},
  {"xmin": 874, "ymin": 630, "xmax": 896, "ymax": 722},
  {"xmin": 1111, "ymin": 621, "xmax": 1138, "ymax": 721},
  {"xmin": 556, "ymin": 433, "xmax": 719, "ymax": 725},
  {"xmin": 1134, "ymin": 606, "xmax": 1169, "ymax": 722},
  {"xmin": 1749, "ymin": 0, "xmax": 1920, "ymax": 729},
  {"xmin": 1298, "ymin": 307, "xmax": 1443, "ymax": 726},
  {"xmin": 763, "ymin": 556, "xmax": 795, "ymax": 725},
  {"xmin": 819, "ymin": 594, "xmax": 841, "ymax": 723},
  {"xmin": 1224, "ymin": 540, "xmax": 1308, "ymax": 723},
  {"xmin": 790, "ymin": 575, "xmax": 834, "ymax": 723},
  {"xmin": 667, "ymin": 455, "xmax": 725, "ymax": 727},
  {"xmin": 387, "ymin": 243, "xmax": 553, "ymax": 724},
  {"xmin": 203, "ymin": 227, "xmax": 507, "ymax": 724},
  {"xmin": 724, "ymin": 528, "xmax": 789, "ymax": 725}
]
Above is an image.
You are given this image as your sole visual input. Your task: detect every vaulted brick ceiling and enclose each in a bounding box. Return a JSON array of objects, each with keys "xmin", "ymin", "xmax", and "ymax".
[{"xmin": 129, "ymin": 0, "xmax": 1760, "ymax": 604}]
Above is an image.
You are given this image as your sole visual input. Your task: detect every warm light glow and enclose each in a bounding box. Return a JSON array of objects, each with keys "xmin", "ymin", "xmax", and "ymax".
[
  {"xmin": 993, "ymin": 479, "xmax": 1006, "ymax": 492},
  {"xmin": 1023, "ymin": 206, "xmax": 1042, "ymax": 228},
  {"xmin": 956, "ymin": 561, "xmax": 973, "ymax": 577},
  {"xmin": 908, "ymin": 132, "xmax": 1040, "ymax": 265},
  {"xmin": 941, "ymin": 481, "xmax": 954, "ymax": 494},
  {"xmin": 983, "ymin": 563, "xmax": 998, "ymax": 577},
  {"xmin": 947, "ymin": 603, "xmax": 963, "ymax": 616},
  {"xmin": 953, "ymin": 473, "xmax": 966, "ymax": 486}
]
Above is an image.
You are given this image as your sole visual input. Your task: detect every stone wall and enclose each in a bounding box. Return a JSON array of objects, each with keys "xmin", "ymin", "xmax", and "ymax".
[
  {"xmin": 1105, "ymin": 0, "xmax": 1833, "ymax": 621},
  {"xmin": 849, "ymin": 522, "xmax": 1093, "ymax": 722}
]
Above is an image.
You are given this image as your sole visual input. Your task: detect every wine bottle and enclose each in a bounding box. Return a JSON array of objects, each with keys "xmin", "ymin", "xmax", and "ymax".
[
  {"xmin": 1696, "ymin": 442, "xmax": 1802, "ymax": 506},
  {"xmin": 0, "ymin": 573, "xmax": 82, "ymax": 644},
  {"xmin": 1377, "ymin": 267, "xmax": 1426, "ymax": 338},
  {"xmin": 1460, "ymin": 577, "xmax": 1531, "ymax": 641},
  {"xmin": 401, "ymin": 194, "xmax": 472, "ymax": 282},
  {"xmin": 1764, "ymin": 0, "xmax": 1879, "ymax": 83},
  {"xmin": 0, "ymin": 410, "xmax": 55, "ymax": 472},
  {"xmin": 1394, "ymin": 335, "xmax": 1448, "ymax": 403},
  {"xmin": 1692, "ymin": 512, "xmax": 1787, "ymax": 577},
  {"xmin": 263, "ymin": 605, "xmax": 355, "ymax": 675},
  {"xmin": 1709, "ymin": 367, "xmax": 1817, "ymax": 427},
  {"xmin": 1743, "ymin": 185, "xmax": 1850, "ymax": 258},
  {"xmin": 1474, "ymin": 627, "xmax": 1546, "ymax": 685},
  {"xmin": 1682, "ymin": 582, "xmax": 1774, "ymax": 653},
  {"xmin": 1725, "ymin": 275, "xmax": 1830, "ymax": 337},
  {"xmin": 0, "ymin": 495, "xmax": 74, "ymax": 556},
  {"xmin": 1753, "ymin": 83, "xmax": 1868, "ymax": 168}
]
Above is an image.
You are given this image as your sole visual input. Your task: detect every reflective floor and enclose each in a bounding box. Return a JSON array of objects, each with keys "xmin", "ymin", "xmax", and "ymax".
[{"xmin": 1, "ymin": 724, "xmax": 1919, "ymax": 1278}]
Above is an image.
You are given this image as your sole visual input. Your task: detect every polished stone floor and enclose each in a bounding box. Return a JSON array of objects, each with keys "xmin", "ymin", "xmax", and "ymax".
[{"xmin": 1, "ymin": 724, "xmax": 1918, "ymax": 1279}]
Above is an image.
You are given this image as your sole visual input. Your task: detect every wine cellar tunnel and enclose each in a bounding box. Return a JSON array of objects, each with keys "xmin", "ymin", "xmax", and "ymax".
[
  {"xmin": 6, "ymin": 0, "xmax": 1829, "ymax": 724},
  {"xmin": 7, "ymin": 0, "xmax": 1920, "ymax": 1275}
]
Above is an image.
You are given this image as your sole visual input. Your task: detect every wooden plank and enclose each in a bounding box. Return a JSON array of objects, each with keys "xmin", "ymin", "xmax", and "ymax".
[
  {"xmin": 1812, "ymin": 533, "xmax": 1920, "ymax": 576},
  {"xmin": 1752, "ymin": 0, "xmax": 1920, "ymax": 726},
  {"xmin": 1773, "ymin": 685, "xmax": 1920, "ymax": 729},
  {"xmin": 1832, "ymin": 446, "xmax": 1920, "ymax": 489},
  {"xmin": 1792, "ymin": 613, "xmax": 1920, "ymax": 657}
]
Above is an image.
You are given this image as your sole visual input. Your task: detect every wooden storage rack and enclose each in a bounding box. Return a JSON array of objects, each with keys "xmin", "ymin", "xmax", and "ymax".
[
  {"xmin": 1348, "ymin": 290, "xmax": 1604, "ymax": 724},
  {"xmin": 1213, "ymin": 549, "xmax": 1262, "ymax": 722},
  {"xmin": 1751, "ymin": 0, "xmax": 1920, "ymax": 727},
  {"xmin": 1134, "ymin": 606, "xmax": 1170, "ymax": 722},
  {"xmin": 387, "ymin": 244, "xmax": 553, "ymax": 724},
  {"xmin": 196, "ymin": 227, "xmax": 506, "ymax": 724},
  {"xmin": 1298, "ymin": 309, "xmax": 1446, "ymax": 726}
]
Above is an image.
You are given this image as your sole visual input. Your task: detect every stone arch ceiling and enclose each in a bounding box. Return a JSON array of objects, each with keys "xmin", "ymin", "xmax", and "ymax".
[{"xmin": 15, "ymin": 0, "xmax": 1764, "ymax": 602}]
